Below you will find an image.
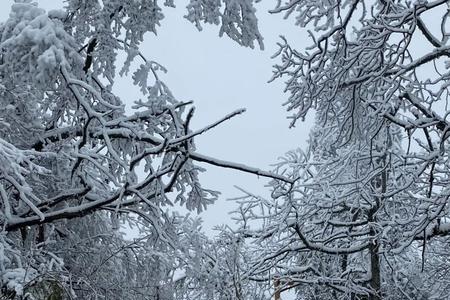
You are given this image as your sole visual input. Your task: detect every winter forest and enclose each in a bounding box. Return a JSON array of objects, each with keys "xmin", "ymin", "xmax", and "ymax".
[{"xmin": 1, "ymin": 0, "xmax": 450, "ymax": 299}]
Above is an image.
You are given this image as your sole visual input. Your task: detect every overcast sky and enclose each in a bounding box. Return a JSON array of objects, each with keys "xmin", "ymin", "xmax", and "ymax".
[{"xmin": 0, "ymin": 0, "xmax": 313, "ymax": 234}]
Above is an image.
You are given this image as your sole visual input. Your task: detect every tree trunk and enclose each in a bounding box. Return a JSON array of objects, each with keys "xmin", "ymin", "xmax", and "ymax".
[
  {"xmin": 368, "ymin": 149, "xmax": 387, "ymax": 300},
  {"xmin": 369, "ymin": 238, "xmax": 381, "ymax": 300},
  {"xmin": 274, "ymin": 279, "xmax": 281, "ymax": 300}
]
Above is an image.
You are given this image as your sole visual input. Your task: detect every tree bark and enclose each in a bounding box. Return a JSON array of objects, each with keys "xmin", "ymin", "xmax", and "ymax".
[{"xmin": 369, "ymin": 238, "xmax": 381, "ymax": 300}]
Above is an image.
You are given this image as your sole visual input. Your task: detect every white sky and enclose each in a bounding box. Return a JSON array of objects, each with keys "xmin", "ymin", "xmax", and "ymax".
[
  {"xmin": 0, "ymin": 0, "xmax": 313, "ymax": 235},
  {"xmin": 137, "ymin": 2, "xmax": 313, "ymax": 234}
]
